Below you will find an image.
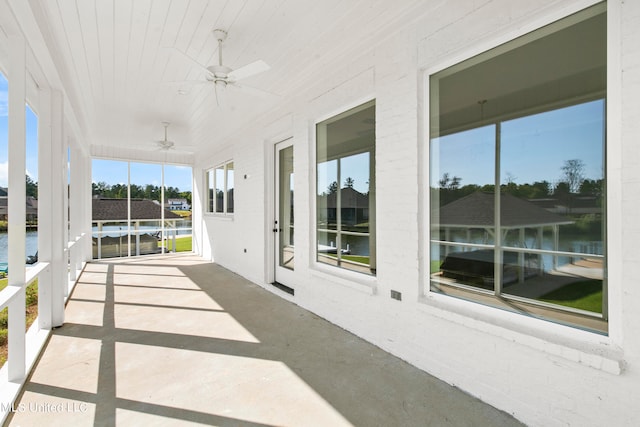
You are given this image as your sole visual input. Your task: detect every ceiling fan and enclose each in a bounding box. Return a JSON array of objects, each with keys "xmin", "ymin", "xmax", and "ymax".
[
  {"xmin": 156, "ymin": 121, "xmax": 175, "ymax": 150},
  {"xmin": 170, "ymin": 29, "xmax": 271, "ymax": 106}
]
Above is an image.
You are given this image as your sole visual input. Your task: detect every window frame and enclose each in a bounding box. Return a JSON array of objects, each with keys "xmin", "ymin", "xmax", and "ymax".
[
  {"xmin": 313, "ymin": 99, "xmax": 377, "ymax": 278},
  {"xmin": 422, "ymin": 1, "xmax": 610, "ymax": 334},
  {"xmin": 206, "ymin": 160, "xmax": 234, "ymax": 215}
]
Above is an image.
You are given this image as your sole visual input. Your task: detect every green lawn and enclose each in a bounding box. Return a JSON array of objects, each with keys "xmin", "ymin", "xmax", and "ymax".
[
  {"xmin": 431, "ymin": 260, "xmax": 442, "ymax": 274},
  {"xmin": 1, "ymin": 278, "xmax": 39, "ymax": 366},
  {"xmin": 172, "ymin": 210, "xmax": 192, "ymax": 218},
  {"xmin": 341, "ymin": 255, "xmax": 370, "ymax": 264},
  {"xmin": 160, "ymin": 236, "xmax": 192, "ymax": 252},
  {"xmin": 540, "ymin": 280, "xmax": 602, "ymax": 313},
  {"xmin": 326, "ymin": 253, "xmax": 370, "ymax": 265}
]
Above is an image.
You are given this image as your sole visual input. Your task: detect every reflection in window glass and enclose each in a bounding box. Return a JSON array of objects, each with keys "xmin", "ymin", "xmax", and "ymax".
[
  {"xmin": 0, "ymin": 72, "xmax": 7, "ymax": 276},
  {"xmin": 316, "ymin": 101, "xmax": 376, "ymax": 275},
  {"xmin": 215, "ymin": 166, "xmax": 224, "ymax": 213},
  {"xmin": 209, "ymin": 161, "xmax": 234, "ymax": 215},
  {"xmin": 206, "ymin": 169, "xmax": 214, "ymax": 212},
  {"xmin": 226, "ymin": 162, "xmax": 234, "ymax": 214},
  {"xmin": 429, "ymin": 4, "xmax": 606, "ymax": 332},
  {"xmin": 278, "ymin": 145, "xmax": 295, "ymax": 270}
]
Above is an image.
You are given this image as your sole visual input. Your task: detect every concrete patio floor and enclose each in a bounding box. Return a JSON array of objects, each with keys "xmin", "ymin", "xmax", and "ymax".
[{"xmin": 6, "ymin": 255, "xmax": 524, "ymax": 426}]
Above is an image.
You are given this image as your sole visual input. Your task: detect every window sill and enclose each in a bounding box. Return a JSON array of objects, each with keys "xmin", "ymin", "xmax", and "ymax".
[
  {"xmin": 310, "ymin": 263, "xmax": 377, "ymax": 295},
  {"xmin": 204, "ymin": 213, "xmax": 234, "ymax": 221},
  {"xmin": 418, "ymin": 291, "xmax": 624, "ymax": 375}
]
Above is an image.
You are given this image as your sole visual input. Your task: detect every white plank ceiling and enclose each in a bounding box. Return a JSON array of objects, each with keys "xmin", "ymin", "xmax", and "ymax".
[{"xmin": 23, "ymin": 0, "xmax": 426, "ymax": 160}]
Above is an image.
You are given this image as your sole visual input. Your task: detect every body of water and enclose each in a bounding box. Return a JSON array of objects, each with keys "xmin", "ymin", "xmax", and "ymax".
[
  {"xmin": 0, "ymin": 231, "xmax": 39, "ymax": 265},
  {"xmin": 0, "ymin": 221, "xmax": 192, "ymax": 265}
]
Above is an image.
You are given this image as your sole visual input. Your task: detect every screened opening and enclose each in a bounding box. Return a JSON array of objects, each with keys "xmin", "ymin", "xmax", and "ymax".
[{"xmin": 91, "ymin": 160, "xmax": 193, "ymax": 259}]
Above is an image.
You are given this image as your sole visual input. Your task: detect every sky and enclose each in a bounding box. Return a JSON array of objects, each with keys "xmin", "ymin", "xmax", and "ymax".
[
  {"xmin": 92, "ymin": 160, "xmax": 193, "ymax": 191},
  {"xmin": 0, "ymin": 72, "xmax": 39, "ymax": 187},
  {"xmin": 317, "ymin": 151, "xmax": 370, "ymax": 195},
  {"xmin": 431, "ymin": 99, "xmax": 605, "ymax": 187}
]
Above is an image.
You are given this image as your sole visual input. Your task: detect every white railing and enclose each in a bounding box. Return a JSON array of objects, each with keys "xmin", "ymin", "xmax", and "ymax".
[
  {"xmin": 92, "ymin": 223, "xmax": 193, "ymax": 259},
  {"xmin": 0, "ymin": 233, "xmax": 87, "ymax": 424}
]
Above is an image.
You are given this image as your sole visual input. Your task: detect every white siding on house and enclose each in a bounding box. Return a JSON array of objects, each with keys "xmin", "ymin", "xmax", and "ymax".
[{"xmin": 196, "ymin": 1, "xmax": 640, "ymax": 426}]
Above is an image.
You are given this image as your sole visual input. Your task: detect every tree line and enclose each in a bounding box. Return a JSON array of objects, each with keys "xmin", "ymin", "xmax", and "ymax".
[
  {"xmin": 435, "ymin": 159, "xmax": 603, "ymax": 206},
  {"xmin": 11, "ymin": 177, "xmax": 192, "ymax": 206},
  {"xmin": 92, "ymin": 181, "xmax": 192, "ymax": 206}
]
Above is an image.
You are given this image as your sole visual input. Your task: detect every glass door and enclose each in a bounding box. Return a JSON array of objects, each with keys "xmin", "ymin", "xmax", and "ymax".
[{"xmin": 274, "ymin": 139, "xmax": 295, "ymax": 291}]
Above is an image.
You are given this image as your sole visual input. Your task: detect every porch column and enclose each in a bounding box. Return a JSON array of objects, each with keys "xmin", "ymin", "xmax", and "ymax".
[
  {"xmin": 69, "ymin": 143, "xmax": 83, "ymax": 278},
  {"xmin": 518, "ymin": 228, "xmax": 525, "ymax": 284},
  {"xmin": 135, "ymin": 221, "xmax": 140, "ymax": 256},
  {"xmin": 7, "ymin": 34, "xmax": 27, "ymax": 381},
  {"xmin": 37, "ymin": 87, "xmax": 66, "ymax": 329},
  {"xmin": 85, "ymin": 158, "xmax": 93, "ymax": 260},
  {"xmin": 61, "ymin": 138, "xmax": 70, "ymax": 296}
]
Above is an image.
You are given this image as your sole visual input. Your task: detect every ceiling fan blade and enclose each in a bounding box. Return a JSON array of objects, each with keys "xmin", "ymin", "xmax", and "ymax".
[
  {"xmin": 162, "ymin": 80, "xmax": 209, "ymax": 86},
  {"xmin": 229, "ymin": 82, "xmax": 278, "ymax": 99},
  {"xmin": 167, "ymin": 47, "xmax": 209, "ymax": 73},
  {"xmin": 227, "ymin": 60, "xmax": 270, "ymax": 82}
]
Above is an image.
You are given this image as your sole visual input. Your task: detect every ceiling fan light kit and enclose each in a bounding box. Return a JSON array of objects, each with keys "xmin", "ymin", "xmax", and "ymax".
[
  {"xmin": 157, "ymin": 121, "xmax": 175, "ymax": 150},
  {"xmin": 170, "ymin": 28, "xmax": 271, "ymax": 107}
]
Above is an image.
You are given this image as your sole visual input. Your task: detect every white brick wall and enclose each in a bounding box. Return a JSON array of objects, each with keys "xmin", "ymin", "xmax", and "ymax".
[{"xmin": 195, "ymin": 1, "xmax": 640, "ymax": 425}]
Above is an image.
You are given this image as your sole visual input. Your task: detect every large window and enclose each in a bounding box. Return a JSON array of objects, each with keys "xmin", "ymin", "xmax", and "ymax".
[
  {"xmin": 206, "ymin": 160, "xmax": 234, "ymax": 214},
  {"xmin": 316, "ymin": 101, "xmax": 376, "ymax": 275},
  {"xmin": 429, "ymin": 4, "xmax": 607, "ymax": 332},
  {"xmin": 91, "ymin": 160, "xmax": 193, "ymax": 258}
]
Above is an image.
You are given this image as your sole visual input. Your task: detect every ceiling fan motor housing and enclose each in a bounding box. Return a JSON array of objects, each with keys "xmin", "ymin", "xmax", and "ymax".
[{"xmin": 206, "ymin": 65, "xmax": 232, "ymax": 81}]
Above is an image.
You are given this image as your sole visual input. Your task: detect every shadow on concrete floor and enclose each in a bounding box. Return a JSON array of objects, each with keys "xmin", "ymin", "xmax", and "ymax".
[{"xmin": 7, "ymin": 255, "xmax": 524, "ymax": 427}]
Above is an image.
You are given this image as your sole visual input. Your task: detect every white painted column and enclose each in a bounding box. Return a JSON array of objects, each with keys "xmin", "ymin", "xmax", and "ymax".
[
  {"xmin": 81, "ymin": 149, "xmax": 91, "ymax": 263},
  {"xmin": 37, "ymin": 88, "xmax": 52, "ymax": 330},
  {"xmin": 135, "ymin": 222, "xmax": 140, "ymax": 256},
  {"xmin": 69, "ymin": 144, "xmax": 82, "ymax": 279},
  {"xmin": 97, "ymin": 223, "xmax": 102, "ymax": 259},
  {"xmin": 85, "ymin": 159, "xmax": 94, "ymax": 261},
  {"xmin": 49, "ymin": 91, "xmax": 66, "ymax": 326},
  {"xmin": 62, "ymin": 139, "xmax": 69, "ymax": 293},
  {"xmin": 7, "ymin": 34, "xmax": 27, "ymax": 381}
]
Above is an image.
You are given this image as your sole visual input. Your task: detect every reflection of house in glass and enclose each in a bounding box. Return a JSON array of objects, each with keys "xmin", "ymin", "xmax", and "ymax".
[
  {"xmin": 433, "ymin": 191, "xmax": 575, "ymax": 287},
  {"xmin": 319, "ymin": 187, "xmax": 369, "ymax": 227},
  {"xmin": 92, "ymin": 198, "xmax": 183, "ymax": 258},
  {"xmin": 529, "ymin": 196, "xmax": 602, "ymax": 215}
]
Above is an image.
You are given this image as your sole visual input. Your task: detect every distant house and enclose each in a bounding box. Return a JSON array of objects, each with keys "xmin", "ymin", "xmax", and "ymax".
[
  {"xmin": 166, "ymin": 198, "xmax": 190, "ymax": 211},
  {"xmin": 528, "ymin": 196, "xmax": 602, "ymax": 215},
  {"xmin": 0, "ymin": 196, "xmax": 38, "ymax": 221},
  {"xmin": 433, "ymin": 191, "xmax": 577, "ymax": 286},
  {"xmin": 317, "ymin": 187, "xmax": 370, "ymax": 226},
  {"xmin": 92, "ymin": 198, "xmax": 183, "ymax": 258},
  {"xmin": 92, "ymin": 198, "xmax": 183, "ymax": 222}
]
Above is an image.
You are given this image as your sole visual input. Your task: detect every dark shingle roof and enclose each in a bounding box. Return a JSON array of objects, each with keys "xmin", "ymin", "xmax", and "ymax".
[
  {"xmin": 436, "ymin": 191, "xmax": 573, "ymax": 228},
  {"xmin": 0, "ymin": 196, "xmax": 38, "ymax": 215},
  {"xmin": 321, "ymin": 187, "xmax": 370, "ymax": 209},
  {"xmin": 92, "ymin": 198, "xmax": 182, "ymax": 221}
]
